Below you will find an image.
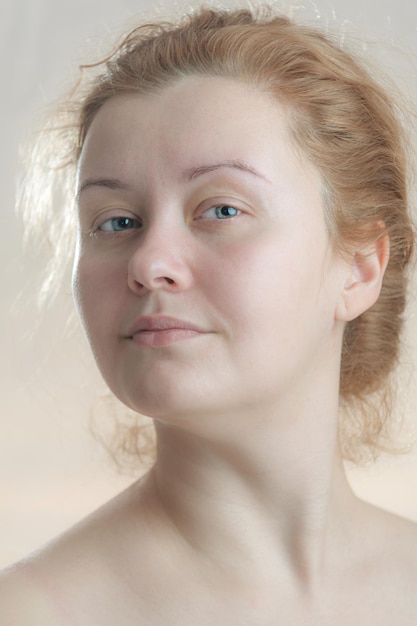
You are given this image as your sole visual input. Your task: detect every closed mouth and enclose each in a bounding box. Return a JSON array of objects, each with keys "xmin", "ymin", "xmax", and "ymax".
[{"xmin": 126, "ymin": 315, "xmax": 211, "ymax": 348}]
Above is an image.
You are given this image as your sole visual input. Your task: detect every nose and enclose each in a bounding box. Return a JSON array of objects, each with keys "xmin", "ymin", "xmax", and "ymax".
[{"xmin": 127, "ymin": 225, "xmax": 193, "ymax": 295}]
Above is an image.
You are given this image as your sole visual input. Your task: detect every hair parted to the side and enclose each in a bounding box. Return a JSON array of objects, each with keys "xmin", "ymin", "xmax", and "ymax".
[{"xmin": 23, "ymin": 4, "xmax": 415, "ymax": 464}]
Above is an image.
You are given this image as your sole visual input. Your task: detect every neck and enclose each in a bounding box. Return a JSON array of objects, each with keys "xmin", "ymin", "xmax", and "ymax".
[{"xmin": 149, "ymin": 395, "xmax": 358, "ymax": 592}]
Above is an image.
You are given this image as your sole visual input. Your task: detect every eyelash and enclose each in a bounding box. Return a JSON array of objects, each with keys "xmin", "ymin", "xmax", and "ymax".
[
  {"xmin": 200, "ymin": 205, "xmax": 241, "ymax": 220},
  {"xmin": 96, "ymin": 216, "xmax": 142, "ymax": 233},
  {"xmin": 89, "ymin": 203, "xmax": 242, "ymax": 237}
]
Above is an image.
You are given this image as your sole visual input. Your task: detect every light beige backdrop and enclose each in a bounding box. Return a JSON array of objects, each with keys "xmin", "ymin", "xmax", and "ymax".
[{"xmin": 1, "ymin": 0, "xmax": 417, "ymax": 568}]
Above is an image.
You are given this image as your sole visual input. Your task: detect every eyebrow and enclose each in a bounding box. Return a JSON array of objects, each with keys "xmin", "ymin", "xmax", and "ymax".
[
  {"xmin": 183, "ymin": 160, "xmax": 270, "ymax": 183},
  {"xmin": 76, "ymin": 160, "xmax": 269, "ymax": 201},
  {"xmin": 76, "ymin": 177, "xmax": 132, "ymax": 202}
]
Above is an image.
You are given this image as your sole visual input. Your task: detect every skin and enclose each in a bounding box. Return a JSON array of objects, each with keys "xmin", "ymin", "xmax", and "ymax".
[{"xmin": 1, "ymin": 76, "xmax": 416, "ymax": 625}]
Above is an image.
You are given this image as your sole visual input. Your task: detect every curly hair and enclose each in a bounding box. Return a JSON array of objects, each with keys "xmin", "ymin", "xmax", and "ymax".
[{"xmin": 23, "ymin": 5, "xmax": 415, "ymax": 463}]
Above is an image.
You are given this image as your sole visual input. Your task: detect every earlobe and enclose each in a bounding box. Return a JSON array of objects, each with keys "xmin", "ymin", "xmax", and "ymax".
[{"xmin": 336, "ymin": 232, "xmax": 390, "ymax": 322}]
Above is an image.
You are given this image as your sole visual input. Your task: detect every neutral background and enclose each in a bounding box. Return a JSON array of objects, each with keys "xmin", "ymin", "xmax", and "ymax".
[{"xmin": 1, "ymin": 0, "xmax": 417, "ymax": 569}]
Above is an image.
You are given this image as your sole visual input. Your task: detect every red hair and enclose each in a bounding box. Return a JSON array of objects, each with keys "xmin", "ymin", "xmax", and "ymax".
[{"xmin": 25, "ymin": 6, "xmax": 415, "ymax": 463}]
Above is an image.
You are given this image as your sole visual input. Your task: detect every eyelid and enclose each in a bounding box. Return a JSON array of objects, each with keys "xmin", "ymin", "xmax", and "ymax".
[
  {"xmin": 201, "ymin": 205, "xmax": 241, "ymax": 219},
  {"xmin": 88, "ymin": 208, "xmax": 142, "ymax": 236},
  {"xmin": 196, "ymin": 197, "xmax": 247, "ymax": 220},
  {"xmin": 99, "ymin": 216, "xmax": 141, "ymax": 232}
]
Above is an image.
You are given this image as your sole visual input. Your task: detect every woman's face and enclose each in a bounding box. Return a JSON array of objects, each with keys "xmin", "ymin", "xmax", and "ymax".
[{"xmin": 74, "ymin": 76, "xmax": 348, "ymax": 429}]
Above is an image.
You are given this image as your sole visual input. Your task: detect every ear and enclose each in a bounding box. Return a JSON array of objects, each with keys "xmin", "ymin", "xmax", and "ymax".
[{"xmin": 335, "ymin": 231, "xmax": 390, "ymax": 322}]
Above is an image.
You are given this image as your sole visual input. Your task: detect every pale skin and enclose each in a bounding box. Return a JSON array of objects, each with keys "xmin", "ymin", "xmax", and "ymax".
[{"xmin": 1, "ymin": 76, "xmax": 417, "ymax": 625}]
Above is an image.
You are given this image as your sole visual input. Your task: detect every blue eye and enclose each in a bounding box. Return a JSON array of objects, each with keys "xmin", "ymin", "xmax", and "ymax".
[
  {"xmin": 99, "ymin": 217, "xmax": 141, "ymax": 232},
  {"xmin": 204, "ymin": 205, "xmax": 241, "ymax": 219}
]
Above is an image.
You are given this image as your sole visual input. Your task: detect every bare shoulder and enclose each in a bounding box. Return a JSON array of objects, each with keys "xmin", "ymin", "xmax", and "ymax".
[
  {"xmin": 0, "ymin": 522, "xmax": 105, "ymax": 626},
  {"xmin": 0, "ymin": 477, "xmax": 153, "ymax": 625},
  {"xmin": 361, "ymin": 501, "xmax": 417, "ymax": 565},
  {"xmin": 380, "ymin": 509, "xmax": 417, "ymax": 614},
  {"xmin": 377, "ymin": 506, "xmax": 417, "ymax": 564},
  {"xmin": 0, "ymin": 562, "xmax": 59, "ymax": 625},
  {"xmin": 359, "ymin": 502, "xmax": 417, "ymax": 608}
]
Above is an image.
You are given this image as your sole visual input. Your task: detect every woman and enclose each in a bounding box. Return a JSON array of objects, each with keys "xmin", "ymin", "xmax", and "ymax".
[{"xmin": 1, "ymin": 5, "xmax": 416, "ymax": 623}]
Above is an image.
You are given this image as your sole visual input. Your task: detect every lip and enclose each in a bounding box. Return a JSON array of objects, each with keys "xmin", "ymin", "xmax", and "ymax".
[{"xmin": 127, "ymin": 315, "xmax": 210, "ymax": 347}]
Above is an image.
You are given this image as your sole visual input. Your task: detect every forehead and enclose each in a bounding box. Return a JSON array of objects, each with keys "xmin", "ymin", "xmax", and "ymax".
[{"xmin": 78, "ymin": 76, "xmax": 319, "ymax": 192}]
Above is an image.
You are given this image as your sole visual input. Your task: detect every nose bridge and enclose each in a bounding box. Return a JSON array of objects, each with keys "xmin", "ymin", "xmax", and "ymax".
[{"xmin": 128, "ymin": 214, "xmax": 192, "ymax": 292}]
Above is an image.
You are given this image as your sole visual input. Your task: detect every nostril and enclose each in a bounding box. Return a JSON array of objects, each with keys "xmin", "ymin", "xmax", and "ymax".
[{"xmin": 164, "ymin": 277, "xmax": 175, "ymax": 284}]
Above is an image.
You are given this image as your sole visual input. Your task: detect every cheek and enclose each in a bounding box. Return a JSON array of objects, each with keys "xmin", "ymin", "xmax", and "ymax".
[
  {"xmin": 216, "ymin": 230, "xmax": 333, "ymax": 340},
  {"xmin": 73, "ymin": 253, "xmax": 126, "ymax": 338},
  {"xmin": 216, "ymin": 233, "xmax": 301, "ymax": 307}
]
